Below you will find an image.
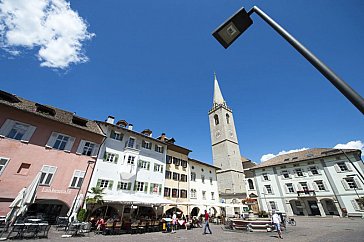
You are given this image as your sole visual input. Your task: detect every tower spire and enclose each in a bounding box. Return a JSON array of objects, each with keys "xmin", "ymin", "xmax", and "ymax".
[{"xmin": 213, "ymin": 73, "xmax": 225, "ymax": 106}]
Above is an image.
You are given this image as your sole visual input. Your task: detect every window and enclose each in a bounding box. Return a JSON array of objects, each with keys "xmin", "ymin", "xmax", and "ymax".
[
  {"xmin": 150, "ymin": 183, "xmax": 162, "ymax": 194},
  {"xmin": 343, "ymin": 177, "xmax": 360, "ymax": 190},
  {"xmin": 53, "ymin": 134, "xmax": 69, "ymax": 150},
  {"xmin": 262, "ymin": 173, "xmax": 269, "ymax": 181},
  {"xmin": 173, "ymin": 172, "xmax": 180, "ymax": 181},
  {"xmin": 191, "ymin": 172, "xmax": 196, "ymax": 181},
  {"xmin": 173, "ymin": 157, "xmax": 180, "ymax": 166},
  {"xmin": 117, "ymin": 182, "xmax": 130, "ymax": 190},
  {"xmin": 155, "ymin": 145, "xmax": 164, "ymax": 153},
  {"xmin": 337, "ymin": 162, "xmax": 349, "ymax": 172},
  {"xmin": 286, "ymin": 183, "xmax": 295, "ymax": 193},
  {"xmin": 211, "ymin": 192, "xmax": 215, "ymax": 200},
  {"xmin": 135, "ymin": 181, "xmax": 146, "ymax": 192},
  {"xmin": 0, "ymin": 119, "xmax": 36, "ymax": 142},
  {"xmin": 264, "ymin": 185, "xmax": 273, "ymax": 194},
  {"xmin": 314, "ymin": 180, "xmax": 326, "ymax": 191},
  {"xmin": 190, "ymin": 189, "xmax": 197, "ymax": 198},
  {"xmin": 201, "ymin": 175, "xmax": 205, "ymax": 184},
  {"xmin": 210, "ymin": 177, "xmax": 213, "ymax": 185},
  {"xmin": 97, "ymin": 179, "xmax": 111, "ymax": 189},
  {"xmin": 355, "ymin": 199, "xmax": 364, "ymax": 210},
  {"xmin": 172, "ymin": 189, "xmax": 179, "ymax": 198},
  {"xmin": 165, "ymin": 170, "xmax": 172, "ymax": 179},
  {"xmin": 202, "ymin": 191, "xmax": 206, "ymax": 200},
  {"xmin": 110, "ymin": 130, "xmax": 123, "ymax": 141},
  {"xmin": 82, "ymin": 142, "xmax": 95, "ymax": 156},
  {"xmin": 142, "ymin": 140, "xmax": 152, "ymax": 149},
  {"xmin": 164, "ymin": 187, "xmax": 171, "ymax": 197},
  {"xmin": 127, "ymin": 137, "xmax": 135, "ymax": 148},
  {"xmin": 0, "ymin": 158, "xmax": 9, "ymax": 175},
  {"xmin": 269, "ymin": 201, "xmax": 277, "ymax": 210},
  {"xmin": 299, "ymin": 182, "xmax": 309, "ymax": 191},
  {"xmin": 40, "ymin": 165, "xmax": 57, "ymax": 185},
  {"xmin": 180, "ymin": 189, "xmax": 187, "ymax": 198},
  {"xmin": 281, "ymin": 170, "xmax": 290, "ymax": 179},
  {"xmin": 45, "ymin": 132, "xmax": 75, "ymax": 152},
  {"xmin": 248, "ymin": 179, "xmax": 254, "ymax": 190},
  {"xmin": 166, "ymin": 155, "xmax": 172, "ymax": 164},
  {"xmin": 226, "ymin": 113, "xmax": 230, "ymax": 124},
  {"xmin": 309, "ymin": 166, "xmax": 319, "ymax": 175},
  {"xmin": 70, "ymin": 170, "xmax": 85, "ymax": 188},
  {"xmin": 214, "ymin": 114, "xmax": 219, "ymax": 125},
  {"xmin": 104, "ymin": 152, "xmax": 119, "ymax": 163},
  {"xmin": 154, "ymin": 164, "xmax": 163, "ymax": 173},
  {"xmin": 181, "ymin": 160, "xmax": 187, "ymax": 168},
  {"xmin": 295, "ymin": 168, "xmax": 304, "ymax": 177},
  {"xmin": 138, "ymin": 160, "xmax": 150, "ymax": 170},
  {"xmin": 127, "ymin": 156, "xmax": 135, "ymax": 164},
  {"xmin": 17, "ymin": 163, "xmax": 31, "ymax": 175},
  {"xmin": 76, "ymin": 140, "xmax": 99, "ymax": 156},
  {"xmin": 180, "ymin": 174, "xmax": 187, "ymax": 182}
]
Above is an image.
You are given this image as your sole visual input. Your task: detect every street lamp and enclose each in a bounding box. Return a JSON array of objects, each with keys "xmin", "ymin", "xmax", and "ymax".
[
  {"xmin": 212, "ymin": 6, "xmax": 364, "ymax": 115},
  {"xmin": 261, "ymin": 192, "xmax": 268, "ymax": 212}
]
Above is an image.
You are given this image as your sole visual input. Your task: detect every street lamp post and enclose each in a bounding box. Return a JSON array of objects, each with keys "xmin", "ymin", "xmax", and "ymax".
[
  {"xmin": 261, "ymin": 192, "xmax": 268, "ymax": 212},
  {"xmin": 212, "ymin": 6, "xmax": 364, "ymax": 115}
]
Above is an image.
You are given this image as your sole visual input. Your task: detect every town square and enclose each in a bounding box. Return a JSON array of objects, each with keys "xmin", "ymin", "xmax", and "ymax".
[{"xmin": 0, "ymin": 0, "xmax": 363, "ymax": 241}]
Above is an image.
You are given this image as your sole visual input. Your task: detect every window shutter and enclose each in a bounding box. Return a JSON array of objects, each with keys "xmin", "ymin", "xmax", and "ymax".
[
  {"xmin": 117, "ymin": 182, "xmax": 121, "ymax": 190},
  {"xmin": 108, "ymin": 180, "xmax": 113, "ymax": 190},
  {"xmin": 323, "ymin": 181, "xmax": 329, "ymax": 191},
  {"xmin": 76, "ymin": 140, "xmax": 85, "ymax": 154},
  {"xmin": 308, "ymin": 170, "xmax": 313, "ymax": 176},
  {"xmin": 159, "ymin": 185, "xmax": 162, "ymax": 195},
  {"xmin": 346, "ymin": 162, "xmax": 353, "ymax": 172},
  {"xmin": 316, "ymin": 166, "xmax": 321, "ymax": 175},
  {"xmin": 114, "ymin": 154, "xmax": 119, "ymax": 164},
  {"xmin": 293, "ymin": 170, "xmax": 298, "ymax": 178},
  {"xmin": 46, "ymin": 132, "xmax": 58, "ymax": 148},
  {"xmin": 96, "ymin": 179, "xmax": 101, "ymax": 188},
  {"xmin": 127, "ymin": 182, "xmax": 132, "ymax": 190},
  {"xmin": 261, "ymin": 175, "xmax": 265, "ymax": 181},
  {"xmin": 284, "ymin": 184, "xmax": 288, "ymax": 193},
  {"xmin": 22, "ymin": 125, "xmax": 36, "ymax": 142},
  {"xmin": 341, "ymin": 179, "xmax": 349, "ymax": 190},
  {"xmin": 312, "ymin": 182, "xmax": 319, "ymax": 191},
  {"xmin": 334, "ymin": 164, "xmax": 341, "ymax": 173},
  {"xmin": 160, "ymin": 166, "xmax": 163, "ymax": 173},
  {"xmin": 354, "ymin": 177, "xmax": 362, "ymax": 189},
  {"xmin": 64, "ymin": 136, "xmax": 75, "ymax": 152},
  {"xmin": 91, "ymin": 144, "xmax": 100, "ymax": 157},
  {"xmin": 103, "ymin": 151, "xmax": 107, "ymax": 161},
  {"xmin": 150, "ymin": 183, "xmax": 153, "ymax": 193},
  {"xmin": 263, "ymin": 186, "xmax": 268, "ymax": 194},
  {"xmin": 275, "ymin": 202, "xmax": 278, "ymax": 210},
  {"xmin": 271, "ymin": 187, "xmax": 274, "ymax": 195},
  {"xmin": 147, "ymin": 162, "xmax": 150, "ymax": 170},
  {"xmin": 292, "ymin": 184, "xmax": 296, "ymax": 192},
  {"xmin": 144, "ymin": 182, "xmax": 148, "ymax": 193},
  {"xmin": 351, "ymin": 200, "xmax": 359, "ymax": 211},
  {"xmin": 0, "ymin": 119, "xmax": 14, "ymax": 137},
  {"xmin": 297, "ymin": 183, "xmax": 303, "ymax": 191},
  {"xmin": 133, "ymin": 182, "xmax": 137, "ymax": 191}
]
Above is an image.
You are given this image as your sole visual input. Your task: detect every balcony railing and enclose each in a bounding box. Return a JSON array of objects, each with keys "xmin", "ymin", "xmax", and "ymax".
[{"xmin": 297, "ymin": 190, "xmax": 316, "ymax": 197}]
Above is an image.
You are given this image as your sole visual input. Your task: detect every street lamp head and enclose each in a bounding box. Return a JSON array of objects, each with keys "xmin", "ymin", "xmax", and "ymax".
[{"xmin": 212, "ymin": 7, "xmax": 253, "ymax": 49}]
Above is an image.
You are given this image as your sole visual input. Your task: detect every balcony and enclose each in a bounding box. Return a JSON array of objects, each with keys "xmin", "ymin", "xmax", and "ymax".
[{"xmin": 297, "ymin": 190, "xmax": 316, "ymax": 197}]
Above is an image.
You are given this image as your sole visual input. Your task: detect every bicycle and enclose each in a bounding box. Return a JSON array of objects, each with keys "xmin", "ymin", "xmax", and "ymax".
[{"xmin": 286, "ymin": 217, "xmax": 296, "ymax": 226}]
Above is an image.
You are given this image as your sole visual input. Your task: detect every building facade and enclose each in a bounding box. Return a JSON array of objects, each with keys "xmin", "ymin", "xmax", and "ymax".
[
  {"xmin": 87, "ymin": 117, "xmax": 168, "ymax": 219},
  {"xmin": 188, "ymin": 158, "xmax": 220, "ymax": 217},
  {"xmin": 249, "ymin": 148, "xmax": 364, "ymax": 217},
  {"xmin": 208, "ymin": 75, "xmax": 248, "ymax": 216},
  {"xmin": 0, "ymin": 90, "xmax": 104, "ymax": 223}
]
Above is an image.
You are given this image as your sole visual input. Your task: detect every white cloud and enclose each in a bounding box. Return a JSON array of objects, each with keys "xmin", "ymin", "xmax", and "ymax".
[
  {"xmin": 334, "ymin": 140, "xmax": 364, "ymax": 153},
  {"xmin": 0, "ymin": 0, "xmax": 94, "ymax": 69},
  {"xmin": 260, "ymin": 148, "xmax": 309, "ymax": 163}
]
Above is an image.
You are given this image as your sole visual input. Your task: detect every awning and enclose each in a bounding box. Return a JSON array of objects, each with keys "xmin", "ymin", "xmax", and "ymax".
[{"xmin": 103, "ymin": 194, "xmax": 176, "ymax": 206}]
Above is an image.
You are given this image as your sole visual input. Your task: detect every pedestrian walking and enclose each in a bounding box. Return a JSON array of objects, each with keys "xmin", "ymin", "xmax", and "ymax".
[
  {"xmin": 171, "ymin": 212, "xmax": 177, "ymax": 233},
  {"xmin": 203, "ymin": 210, "xmax": 212, "ymax": 234},
  {"xmin": 272, "ymin": 210, "xmax": 283, "ymax": 239}
]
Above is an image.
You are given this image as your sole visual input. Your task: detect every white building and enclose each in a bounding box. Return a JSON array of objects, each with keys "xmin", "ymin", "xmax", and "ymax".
[
  {"xmin": 87, "ymin": 116, "xmax": 169, "ymax": 219},
  {"xmin": 188, "ymin": 158, "xmax": 221, "ymax": 217},
  {"xmin": 249, "ymin": 148, "xmax": 364, "ymax": 217}
]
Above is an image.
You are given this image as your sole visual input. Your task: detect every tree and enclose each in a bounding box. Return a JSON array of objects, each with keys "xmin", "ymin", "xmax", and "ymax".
[{"xmin": 85, "ymin": 186, "xmax": 105, "ymax": 220}]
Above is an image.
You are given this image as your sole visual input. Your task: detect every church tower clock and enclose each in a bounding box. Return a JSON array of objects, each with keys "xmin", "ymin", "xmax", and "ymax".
[{"xmin": 208, "ymin": 74, "xmax": 247, "ymax": 212}]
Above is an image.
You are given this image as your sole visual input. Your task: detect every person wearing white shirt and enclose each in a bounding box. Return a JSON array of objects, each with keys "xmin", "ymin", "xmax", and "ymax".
[{"xmin": 272, "ymin": 210, "xmax": 283, "ymax": 239}]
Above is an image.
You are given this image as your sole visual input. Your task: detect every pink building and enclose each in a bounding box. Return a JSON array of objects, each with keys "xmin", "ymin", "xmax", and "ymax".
[{"xmin": 0, "ymin": 90, "xmax": 105, "ymax": 223}]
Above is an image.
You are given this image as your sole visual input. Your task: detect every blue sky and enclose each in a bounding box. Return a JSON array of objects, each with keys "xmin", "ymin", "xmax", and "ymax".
[{"xmin": 1, "ymin": 0, "xmax": 363, "ymax": 164}]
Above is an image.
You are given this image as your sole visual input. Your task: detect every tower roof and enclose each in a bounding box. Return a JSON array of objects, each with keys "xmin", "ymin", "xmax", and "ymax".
[{"xmin": 213, "ymin": 73, "xmax": 225, "ymax": 105}]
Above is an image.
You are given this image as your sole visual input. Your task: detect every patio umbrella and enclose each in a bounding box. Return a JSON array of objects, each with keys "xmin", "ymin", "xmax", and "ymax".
[
  {"xmin": 67, "ymin": 194, "xmax": 84, "ymax": 222},
  {"xmin": 16, "ymin": 172, "xmax": 42, "ymax": 217},
  {"xmin": 5, "ymin": 187, "xmax": 26, "ymax": 225}
]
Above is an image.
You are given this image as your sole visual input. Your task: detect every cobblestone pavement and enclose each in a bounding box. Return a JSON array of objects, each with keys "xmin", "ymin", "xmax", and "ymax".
[{"xmin": 4, "ymin": 217, "xmax": 364, "ymax": 242}]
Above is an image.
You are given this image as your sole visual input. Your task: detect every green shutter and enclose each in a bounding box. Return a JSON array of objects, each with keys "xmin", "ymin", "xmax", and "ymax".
[
  {"xmin": 117, "ymin": 182, "xmax": 121, "ymax": 190},
  {"xmin": 147, "ymin": 162, "xmax": 150, "ymax": 170},
  {"xmin": 150, "ymin": 183, "xmax": 153, "ymax": 193},
  {"xmin": 114, "ymin": 154, "xmax": 119, "ymax": 164},
  {"xmin": 161, "ymin": 166, "xmax": 163, "ymax": 173},
  {"xmin": 159, "ymin": 185, "xmax": 162, "ymax": 195},
  {"xmin": 134, "ymin": 181, "xmax": 137, "ymax": 191},
  {"xmin": 137, "ymin": 160, "xmax": 141, "ymax": 168},
  {"xmin": 144, "ymin": 182, "xmax": 148, "ymax": 193},
  {"xmin": 128, "ymin": 182, "xmax": 132, "ymax": 190},
  {"xmin": 96, "ymin": 179, "xmax": 101, "ymax": 188},
  {"xmin": 103, "ymin": 151, "xmax": 107, "ymax": 161},
  {"xmin": 108, "ymin": 180, "xmax": 113, "ymax": 190}
]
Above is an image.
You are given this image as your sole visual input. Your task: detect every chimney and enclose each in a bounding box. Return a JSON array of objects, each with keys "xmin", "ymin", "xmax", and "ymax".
[
  {"xmin": 106, "ymin": 116, "xmax": 115, "ymax": 124},
  {"xmin": 128, "ymin": 124, "xmax": 133, "ymax": 130},
  {"xmin": 160, "ymin": 133, "xmax": 166, "ymax": 141}
]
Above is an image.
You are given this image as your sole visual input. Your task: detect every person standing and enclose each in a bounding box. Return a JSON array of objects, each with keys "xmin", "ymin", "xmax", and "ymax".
[
  {"xmin": 203, "ymin": 210, "xmax": 212, "ymax": 234},
  {"xmin": 272, "ymin": 210, "xmax": 283, "ymax": 239},
  {"xmin": 172, "ymin": 212, "xmax": 177, "ymax": 233}
]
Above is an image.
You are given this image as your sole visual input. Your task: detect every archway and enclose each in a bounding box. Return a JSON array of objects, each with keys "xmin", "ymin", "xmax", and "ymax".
[
  {"xmin": 165, "ymin": 207, "xmax": 183, "ymax": 218},
  {"xmin": 289, "ymin": 199, "xmax": 304, "ymax": 216},
  {"xmin": 210, "ymin": 207, "xmax": 218, "ymax": 216},
  {"xmin": 90, "ymin": 205, "xmax": 119, "ymax": 219},
  {"xmin": 320, "ymin": 199, "xmax": 339, "ymax": 216},
  {"xmin": 27, "ymin": 199, "xmax": 68, "ymax": 224},
  {"xmin": 190, "ymin": 207, "xmax": 200, "ymax": 217}
]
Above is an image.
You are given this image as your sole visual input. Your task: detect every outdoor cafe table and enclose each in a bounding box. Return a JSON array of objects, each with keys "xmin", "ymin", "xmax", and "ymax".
[{"xmin": 11, "ymin": 222, "xmax": 48, "ymax": 239}]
